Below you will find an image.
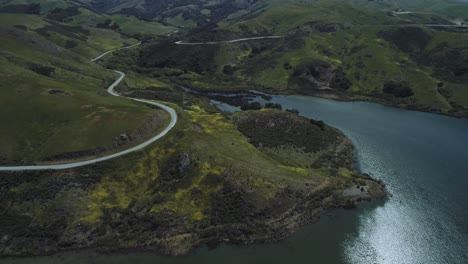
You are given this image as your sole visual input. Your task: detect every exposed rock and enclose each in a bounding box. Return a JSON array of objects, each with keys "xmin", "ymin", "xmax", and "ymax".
[{"xmin": 119, "ymin": 133, "xmax": 129, "ymax": 141}]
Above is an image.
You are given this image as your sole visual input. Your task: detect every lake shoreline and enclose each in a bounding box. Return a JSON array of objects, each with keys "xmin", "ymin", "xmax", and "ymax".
[
  {"xmin": 0, "ymin": 108, "xmax": 387, "ymax": 259},
  {"xmin": 0, "ymin": 176, "xmax": 386, "ymax": 259},
  {"xmin": 177, "ymin": 84, "xmax": 468, "ymax": 119},
  {"xmin": 3, "ymin": 92, "xmax": 467, "ymax": 264}
]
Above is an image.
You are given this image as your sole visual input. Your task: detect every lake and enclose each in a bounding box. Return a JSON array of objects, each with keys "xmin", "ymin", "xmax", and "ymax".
[{"xmin": 3, "ymin": 95, "xmax": 468, "ymax": 264}]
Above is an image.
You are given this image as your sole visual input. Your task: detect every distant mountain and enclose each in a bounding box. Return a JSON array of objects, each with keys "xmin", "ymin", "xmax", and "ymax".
[{"xmin": 87, "ymin": 0, "xmax": 265, "ymax": 22}]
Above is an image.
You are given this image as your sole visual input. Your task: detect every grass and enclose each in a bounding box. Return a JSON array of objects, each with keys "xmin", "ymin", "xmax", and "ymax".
[
  {"xmin": 226, "ymin": 2, "xmax": 398, "ymax": 35},
  {"xmin": 0, "ymin": 13, "xmax": 48, "ymax": 29},
  {"xmin": 0, "ymin": 13, "xmax": 138, "ymax": 57},
  {"xmin": 55, "ymin": 7, "xmax": 176, "ymax": 36},
  {"xmin": 85, "ymin": 26, "xmax": 138, "ymax": 56},
  {"xmin": 164, "ymin": 13, "xmax": 197, "ymax": 28},
  {"xmin": 0, "ymin": 0, "xmax": 71, "ymax": 14},
  {"xmin": 3, "ymin": 96, "xmax": 368, "ymax": 255},
  {"xmin": 111, "ymin": 14, "xmax": 177, "ymax": 36},
  {"xmin": 80, "ymin": 104, "xmax": 359, "ymax": 225},
  {"xmin": 147, "ymin": 1, "xmax": 466, "ymax": 115},
  {"xmin": 0, "ymin": 15, "xmax": 165, "ymax": 164},
  {"xmin": 0, "ymin": 0, "xmax": 388, "ymax": 256}
]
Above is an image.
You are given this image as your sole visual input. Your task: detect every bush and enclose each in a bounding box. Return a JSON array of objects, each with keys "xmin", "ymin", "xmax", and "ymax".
[
  {"xmin": 97, "ymin": 19, "xmax": 120, "ymax": 30},
  {"xmin": 223, "ymin": 65, "xmax": 237, "ymax": 75},
  {"xmin": 330, "ymin": 68, "xmax": 352, "ymax": 90},
  {"xmin": 46, "ymin": 7, "xmax": 81, "ymax": 22},
  {"xmin": 383, "ymin": 80, "xmax": 414, "ymax": 98},
  {"xmin": 241, "ymin": 102, "xmax": 262, "ymax": 111},
  {"xmin": 310, "ymin": 119, "xmax": 325, "ymax": 130},
  {"xmin": 286, "ymin": 109, "xmax": 300, "ymax": 115},
  {"xmin": 233, "ymin": 110, "xmax": 342, "ymax": 153},
  {"xmin": 378, "ymin": 27, "xmax": 432, "ymax": 54},
  {"xmin": 283, "ymin": 62, "xmax": 293, "ymax": 70},
  {"xmin": 65, "ymin": 40, "xmax": 78, "ymax": 49},
  {"xmin": 139, "ymin": 40, "xmax": 217, "ymax": 74},
  {"xmin": 265, "ymin": 103, "xmax": 282, "ymax": 110},
  {"xmin": 29, "ymin": 64, "xmax": 55, "ymax": 77}
]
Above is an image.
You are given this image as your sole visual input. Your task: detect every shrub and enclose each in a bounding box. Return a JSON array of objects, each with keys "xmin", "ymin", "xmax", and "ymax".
[
  {"xmin": 233, "ymin": 110, "xmax": 342, "ymax": 153},
  {"xmin": 265, "ymin": 103, "xmax": 282, "ymax": 110},
  {"xmin": 65, "ymin": 40, "xmax": 78, "ymax": 49},
  {"xmin": 223, "ymin": 65, "xmax": 237, "ymax": 75},
  {"xmin": 330, "ymin": 68, "xmax": 352, "ymax": 90},
  {"xmin": 378, "ymin": 27, "xmax": 432, "ymax": 54},
  {"xmin": 383, "ymin": 80, "xmax": 414, "ymax": 98},
  {"xmin": 29, "ymin": 64, "xmax": 55, "ymax": 77},
  {"xmin": 241, "ymin": 102, "xmax": 262, "ymax": 111},
  {"xmin": 310, "ymin": 119, "xmax": 325, "ymax": 130},
  {"xmin": 286, "ymin": 109, "xmax": 300, "ymax": 115},
  {"xmin": 46, "ymin": 7, "xmax": 81, "ymax": 22}
]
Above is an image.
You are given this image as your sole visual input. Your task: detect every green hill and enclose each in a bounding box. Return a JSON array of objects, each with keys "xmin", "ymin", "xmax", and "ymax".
[
  {"xmin": 138, "ymin": 1, "xmax": 468, "ymax": 117},
  {"xmin": 0, "ymin": 105, "xmax": 384, "ymax": 256},
  {"xmin": 1, "ymin": 0, "xmax": 466, "ymax": 257},
  {"xmin": 0, "ymin": 13, "xmax": 171, "ymax": 164}
]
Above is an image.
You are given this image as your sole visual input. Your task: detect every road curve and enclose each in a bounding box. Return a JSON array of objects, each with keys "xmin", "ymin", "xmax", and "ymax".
[
  {"xmin": 175, "ymin": 35, "xmax": 283, "ymax": 45},
  {"xmin": 91, "ymin": 42, "xmax": 141, "ymax": 62},
  {"xmin": 0, "ymin": 46, "xmax": 177, "ymax": 171},
  {"xmin": 425, "ymin": 24, "xmax": 468, "ymax": 28}
]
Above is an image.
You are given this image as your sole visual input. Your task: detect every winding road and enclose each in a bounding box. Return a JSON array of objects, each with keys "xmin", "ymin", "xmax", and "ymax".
[
  {"xmin": 425, "ymin": 24, "xmax": 468, "ymax": 28},
  {"xmin": 90, "ymin": 42, "xmax": 141, "ymax": 62},
  {"xmin": 0, "ymin": 44, "xmax": 177, "ymax": 171},
  {"xmin": 1, "ymin": 35, "xmax": 285, "ymax": 171},
  {"xmin": 175, "ymin": 35, "xmax": 283, "ymax": 45}
]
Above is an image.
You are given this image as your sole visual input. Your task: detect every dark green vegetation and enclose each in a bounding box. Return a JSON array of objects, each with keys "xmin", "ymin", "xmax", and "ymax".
[
  {"xmin": 133, "ymin": 0, "xmax": 468, "ymax": 117},
  {"xmin": 0, "ymin": 11, "xmax": 169, "ymax": 164},
  {"xmin": 0, "ymin": 105, "xmax": 384, "ymax": 256},
  {"xmin": 234, "ymin": 110, "xmax": 338, "ymax": 155},
  {"xmin": 5, "ymin": 0, "xmax": 468, "ymax": 258},
  {"xmin": 0, "ymin": 1, "xmax": 176, "ymax": 38}
]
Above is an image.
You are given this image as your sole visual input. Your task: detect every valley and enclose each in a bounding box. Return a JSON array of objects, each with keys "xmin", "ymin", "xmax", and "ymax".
[{"xmin": 0, "ymin": 0, "xmax": 467, "ymax": 263}]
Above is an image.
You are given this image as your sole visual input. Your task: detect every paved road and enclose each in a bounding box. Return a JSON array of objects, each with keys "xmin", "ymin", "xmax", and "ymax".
[
  {"xmin": 425, "ymin": 24, "xmax": 468, "ymax": 28},
  {"xmin": 91, "ymin": 42, "xmax": 141, "ymax": 62},
  {"xmin": 0, "ymin": 45, "xmax": 177, "ymax": 171},
  {"xmin": 175, "ymin": 35, "xmax": 283, "ymax": 45}
]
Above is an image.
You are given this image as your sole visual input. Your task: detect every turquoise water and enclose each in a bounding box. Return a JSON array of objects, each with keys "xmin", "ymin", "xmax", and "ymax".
[{"xmin": 3, "ymin": 95, "xmax": 468, "ymax": 264}]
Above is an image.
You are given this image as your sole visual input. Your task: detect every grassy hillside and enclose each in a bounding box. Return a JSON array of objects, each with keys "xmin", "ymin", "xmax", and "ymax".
[
  {"xmin": 0, "ymin": 102, "xmax": 384, "ymax": 256},
  {"xmin": 0, "ymin": 0, "xmax": 390, "ymax": 257},
  {"xmin": 138, "ymin": 1, "xmax": 468, "ymax": 117},
  {"xmin": 0, "ymin": 1, "xmax": 176, "ymax": 38},
  {"xmin": 0, "ymin": 0, "xmax": 70, "ymax": 14},
  {"xmin": 0, "ymin": 14, "xmax": 170, "ymax": 165}
]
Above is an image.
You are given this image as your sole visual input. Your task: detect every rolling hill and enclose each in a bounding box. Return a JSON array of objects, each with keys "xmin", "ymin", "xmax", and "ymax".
[
  {"xmin": 0, "ymin": 0, "xmax": 466, "ymax": 258},
  {"xmin": 0, "ymin": 8, "xmax": 172, "ymax": 164},
  {"xmin": 136, "ymin": 0, "xmax": 468, "ymax": 117}
]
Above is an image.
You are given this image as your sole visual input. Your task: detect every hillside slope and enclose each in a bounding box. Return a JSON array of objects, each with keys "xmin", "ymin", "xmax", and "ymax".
[
  {"xmin": 137, "ymin": 1, "xmax": 468, "ymax": 117},
  {"xmin": 0, "ymin": 0, "xmax": 391, "ymax": 257},
  {"xmin": 0, "ymin": 106, "xmax": 384, "ymax": 256},
  {"xmin": 0, "ymin": 13, "xmax": 171, "ymax": 165}
]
